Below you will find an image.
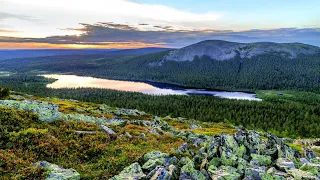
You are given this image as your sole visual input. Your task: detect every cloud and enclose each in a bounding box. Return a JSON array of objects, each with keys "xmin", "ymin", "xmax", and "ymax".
[
  {"xmin": 0, "ymin": 12, "xmax": 38, "ymax": 22},
  {"xmin": 1, "ymin": 0, "xmax": 222, "ymax": 38},
  {"xmin": 0, "ymin": 29, "xmax": 20, "ymax": 33},
  {"xmin": 1, "ymin": 22, "xmax": 320, "ymax": 48}
]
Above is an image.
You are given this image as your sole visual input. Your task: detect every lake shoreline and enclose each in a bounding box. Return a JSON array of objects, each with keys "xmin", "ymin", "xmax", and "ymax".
[
  {"xmin": 41, "ymin": 72, "xmax": 257, "ymax": 94},
  {"xmin": 41, "ymin": 74, "xmax": 262, "ymax": 101}
]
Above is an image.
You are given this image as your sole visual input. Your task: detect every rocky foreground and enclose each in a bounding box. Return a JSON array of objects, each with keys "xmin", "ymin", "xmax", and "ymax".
[
  {"xmin": 110, "ymin": 129, "xmax": 320, "ymax": 180},
  {"xmin": 1, "ymin": 98, "xmax": 320, "ymax": 180}
]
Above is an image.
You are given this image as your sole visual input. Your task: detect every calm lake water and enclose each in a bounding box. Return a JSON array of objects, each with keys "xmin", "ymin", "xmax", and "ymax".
[{"xmin": 43, "ymin": 74, "xmax": 262, "ymax": 101}]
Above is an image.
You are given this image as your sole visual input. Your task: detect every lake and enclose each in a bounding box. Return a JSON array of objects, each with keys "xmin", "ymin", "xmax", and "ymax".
[{"xmin": 43, "ymin": 74, "xmax": 262, "ymax": 101}]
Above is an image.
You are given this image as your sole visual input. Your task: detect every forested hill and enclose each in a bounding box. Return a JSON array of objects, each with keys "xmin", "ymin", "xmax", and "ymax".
[
  {"xmin": 102, "ymin": 40, "xmax": 320, "ymax": 92},
  {"xmin": 162, "ymin": 40, "xmax": 320, "ymax": 61},
  {"xmin": 0, "ymin": 40, "xmax": 320, "ymax": 92}
]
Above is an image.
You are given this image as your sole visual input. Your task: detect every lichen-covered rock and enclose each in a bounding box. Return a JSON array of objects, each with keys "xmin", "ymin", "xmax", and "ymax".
[
  {"xmin": 220, "ymin": 149, "xmax": 238, "ymax": 167},
  {"xmin": 260, "ymin": 173, "xmax": 286, "ymax": 180},
  {"xmin": 143, "ymin": 151, "xmax": 170, "ymax": 162},
  {"xmin": 237, "ymin": 158, "xmax": 248, "ymax": 171},
  {"xmin": 65, "ymin": 113, "xmax": 106, "ymax": 125},
  {"xmin": 244, "ymin": 167, "xmax": 266, "ymax": 179},
  {"xmin": 267, "ymin": 167, "xmax": 291, "ymax": 179},
  {"xmin": 178, "ymin": 157, "xmax": 193, "ymax": 168},
  {"xmin": 221, "ymin": 133, "xmax": 239, "ymax": 152},
  {"xmin": 145, "ymin": 166, "xmax": 163, "ymax": 179},
  {"xmin": 139, "ymin": 133, "xmax": 146, "ymax": 139},
  {"xmin": 125, "ymin": 132, "xmax": 133, "ymax": 138},
  {"xmin": 286, "ymin": 169, "xmax": 318, "ymax": 180},
  {"xmin": 99, "ymin": 125, "xmax": 116, "ymax": 135},
  {"xmin": 110, "ymin": 163, "xmax": 146, "ymax": 180},
  {"xmin": 150, "ymin": 117, "xmax": 173, "ymax": 131},
  {"xmin": 98, "ymin": 104, "xmax": 147, "ymax": 116},
  {"xmin": 105, "ymin": 118, "xmax": 128, "ymax": 127},
  {"xmin": 179, "ymin": 160, "xmax": 207, "ymax": 180},
  {"xmin": 246, "ymin": 131, "xmax": 262, "ymax": 154},
  {"xmin": 299, "ymin": 163, "xmax": 320, "ymax": 176},
  {"xmin": 208, "ymin": 158, "xmax": 221, "ymax": 169},
  {"xmin": 0, "ymin": 100, "xmax": 63, "ymax": 122},
  {"xmin": 237, "ymin": 144, "xmax": 247, "ymax": 158},
  {"xmin": 0, "ymin": 100, "xmax": 132, "ymax": 126},
  {"xmin": 176, "ymin": 143, "xmax": 189, "ymax": 153},
  {"xmin": 301, "ymin": 158, "xmax": 311, "ymax": 164},
  {"xmin": 142, "ymin": 159, "xmax": 164, "ymax": 171},
  {"xmin": 187, "ymin": 134, "xmax": 206, "ymax": 146},
  {"xmin": 207, "ymin": 138, "xmax": 220, "ymax": 159},
  {"xmin": 208, "ymin": 166, "xmax": 241, "ymax": 180},
  {"xmin": 250, "ymin": 154, "xmax": 272, "ymax": 166},
  {"xmin": 33, "ymin": 161, "xmax": 80, "ymax": 180},
  {"xmin": 276, "ymin": 158, "xmax": 296, "ymax": 171},
  {"xmin": 310, "ymin": 158, "xmax": 320, "ymax": 165},
  {"xmin": 168, "ymin": 164, "xmax": 179, "ymax": 179},
  {"xmin": 130, "ymin": 120, "xmax": 150, "ymax": 127},
  {"xmin": 303, "ymin": 147, "xmax": 319, "ymax": 160},
  {"xmin": 150, "ymin": 167, "xmax": 171, "ymax": 180},
  {"xmin": 190, "ymin": 123, "xmax": 202, "ymax": 130},
  {"xmin": 109, "ymin": 128, "xmax": 319, "ymax": 180}
]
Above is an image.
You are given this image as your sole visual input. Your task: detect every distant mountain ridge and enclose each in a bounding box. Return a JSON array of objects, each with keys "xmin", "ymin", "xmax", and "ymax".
[
  {"xmin": 0, "ymin": 49, "xmax": 116, "ymax": 60},
  {"xmin": 164, "ymin": 40, "xmax": 320, "ymax": 61},
  {"xmin": 0, "ymin": 48, "xmax": 172, "ymax": 61},
  {"xmin": 104, "ymin": 47, "xmax": 173, "ymax": 56}
]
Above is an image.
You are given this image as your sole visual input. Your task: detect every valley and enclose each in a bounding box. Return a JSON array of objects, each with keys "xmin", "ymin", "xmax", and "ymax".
[
  {"xmin": 2, "ymin": 0, "xmax": 320, "ymax": 179},
  {"xmin": 1, "ymin": 40, "xmax": 320, "ymax": 179}
]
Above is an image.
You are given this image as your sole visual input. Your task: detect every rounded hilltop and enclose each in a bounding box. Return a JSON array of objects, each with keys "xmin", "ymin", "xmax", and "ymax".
[{"xmin": 164, "ymin": 40, "xmax": 320, "ymax": 61}]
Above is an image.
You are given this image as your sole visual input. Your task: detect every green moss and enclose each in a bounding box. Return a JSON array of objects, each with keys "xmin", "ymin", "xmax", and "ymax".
[
  {"xmin": 285, "ymin": 143, "xmax": 303, "ymax": 154},
  {"xmin": 0, "ymin": 106, "xmax": 183, "ymax": 179}
]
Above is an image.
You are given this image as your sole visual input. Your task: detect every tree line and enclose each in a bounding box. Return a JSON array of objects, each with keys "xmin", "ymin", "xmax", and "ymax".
[{"xmin": 1, "ymin": 75, "xmax": 320, "ymax": 138}]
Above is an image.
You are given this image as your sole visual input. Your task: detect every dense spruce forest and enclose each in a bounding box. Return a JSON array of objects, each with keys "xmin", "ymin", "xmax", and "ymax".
[
  {"xmin": 1, "ymin": 44, "xmax": 320, "ymax": 138},
  {"xmin": 1, "ymin": 75, "xmax": 320, "ymax": 138},
  {"xmin": 1, "ymin": 52, "xmax": 319, "ymax": 92}
]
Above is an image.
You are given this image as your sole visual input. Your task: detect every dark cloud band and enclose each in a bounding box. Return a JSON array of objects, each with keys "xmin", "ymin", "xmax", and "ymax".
[{"xmin": 1, "ymin": 22, "xmax": 319, "ymax": 47}]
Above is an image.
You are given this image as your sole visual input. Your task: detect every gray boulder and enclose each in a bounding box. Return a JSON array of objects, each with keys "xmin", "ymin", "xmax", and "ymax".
[
  {"xmin": 150, "ymin": 167, "xmax": 171, "ymax": 180},
  {"xmin": 33, "ymin": 161, "xmax": 80, "ymax": 180},
  {"xmin": 110, "ymin": 163, "xmax": 146, "ymax": 180},
  {"xmin": 190, "ymin": 123, "xmax": 202, "ymax": 130},
  {"xmin": 0, "ymin": 100, "xmax": 63, "ymax": 122},
  {"xmin": 208, "ymin": 166, "xmax": 241, "ymax": 180},
  {"xmin": 250, "ymin": 154, "xmax": 272, "ymax": 166},
  {"xmin": 179, "ymin": 160, "xmax": 207, "ymax": 180},
  {"xmin": 286, "ymin": 169, "xmax": 318, "ymax": 180},
  {"xmin": 299, "ymin": 163, "xmax": 320, "ymax": 176},
  {"xmin": 150, "ymin": 117, "xmax": 174, "ymax": 131},
  {"xmin": 276, "ymin": 158, "xmax": 296, "ymax": 171},
  {"xmin": 99, "ymin": 125, "xmax": 116, "ymax": 135}
]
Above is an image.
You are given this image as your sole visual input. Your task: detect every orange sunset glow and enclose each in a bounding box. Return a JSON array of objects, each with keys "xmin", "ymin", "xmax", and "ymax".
[{"xmin": 0, "ymin": 42, "xmax": 166, "ymax": 49}]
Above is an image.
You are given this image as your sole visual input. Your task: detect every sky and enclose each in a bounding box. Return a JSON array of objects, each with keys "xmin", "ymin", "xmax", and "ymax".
[{"xmin": 0, "ymin": 0, "xmax": 320, "ymax": 49}]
